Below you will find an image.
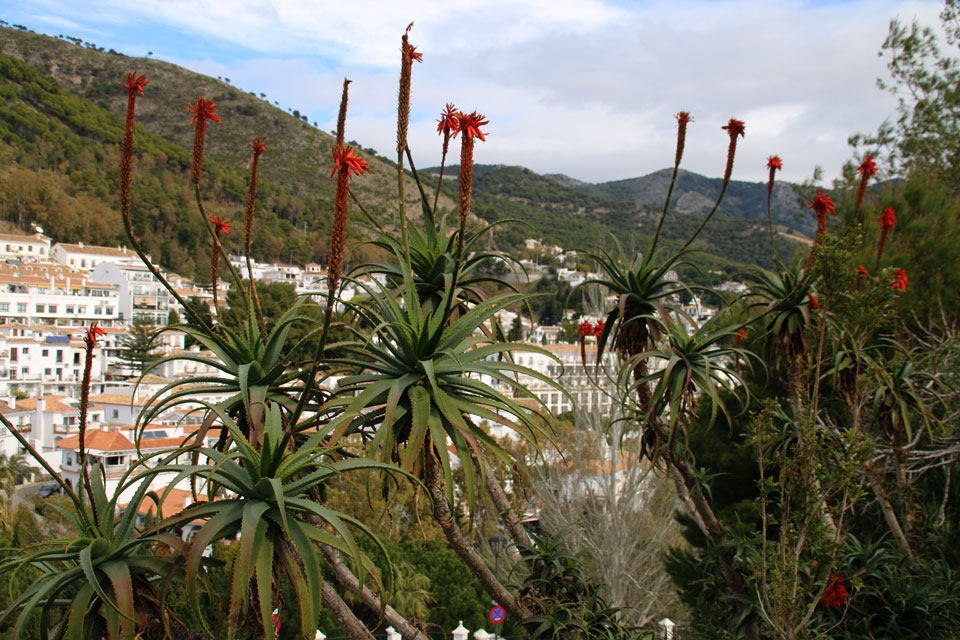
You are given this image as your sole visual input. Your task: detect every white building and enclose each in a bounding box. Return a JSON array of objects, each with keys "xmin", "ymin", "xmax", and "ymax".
[
  {"xmin": 0, "ymin": 232, "xmax": 52, "ymax": 263},
  {"xmin": 0, "ymin": 272, "xmax": 120, "ymax": 328},
  {"xmin": 90, "ymin": 262, "xmax": 174, "ymax": 327},
  {"xmin": 0, "ymin": 326, "xmax": 106, "ymax": 397},
  {"xmin": 2, "ymin": 395, "xmax": 106, "ymax": 469},
  {"xmin": 51, "ymin": 242, "xmax": 146, "ymax": 270}
]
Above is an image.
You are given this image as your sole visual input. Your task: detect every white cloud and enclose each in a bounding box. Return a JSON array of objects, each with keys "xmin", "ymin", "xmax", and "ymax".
[{"xmin": 2, "ymin": 0, "xmax": 947, "ymax": 183}]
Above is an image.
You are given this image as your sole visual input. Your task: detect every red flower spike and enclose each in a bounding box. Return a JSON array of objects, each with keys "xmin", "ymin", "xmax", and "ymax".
[
  {"xmin": 810, "ymin": 190, "xmax": 835, "ymax": 218},
  {"xmin": 577, "ymin": 321, "xmax": 594, "ymax": 337},
  {"xmin": 409, "ymin": 46, "xmax": 423, "ymax": 63},
  {"xmin": 880, "ymin": 207, "xmax": 896, "ymax": 230},
  {"xmin": 593, "ymin": 321, "xmax": 604, "ymax": 337},
  {"xmin": 723, "ymin": 118, "xmax": 746, "ymax": 139},
  {"xmin": 856, "ymin": 155, "xmax": 877, "ymax": 178},
  {"xmin": 856, "ymin": 264, "xmax": 869, "ymax": 278},
  {"xmin": 456, "ymin": 111, "xmax": 489, "ymax": 142},
  {"xmin": 119, "ymin": 71, "xmax": 148, "ymax": 97},
  {"xmin": 187, "ymin": 98, "xmax": 221, "ymax": 126},
  {"xmin": 85, "ymin": 322, "xmax": 107, "ymax": 347},
  {"xmin": 808, "ymin": 293, "xmax": 821, "ymax": 310},
  {"xmin": 251, "ymin": 137, "xmax": 267, "ymax": 158},
  {"xmin": 437, "ymin": 103, "xmax": 460, "ymax": 137},
  {"xmin": 330, "ymin": 145, "xmax": 370, "ymax": 178},
  {"xmin": 674, "ymin": 112, "xmax": 692, "ymax": 166},
  {"xmin": 735, "ymin": 328, "xmax": 748, "ymax": 347},
  {"xmin": 766, "ymin": 155, "xmax": 783, "ymax": 171},
  {"xmin": 209, "ymin": 215, "xmax": 230, "ymax": 235},
  {"xmin": 822, "ymin": 574, "xmax": 850, "ymax": 608},
  {"xmin": 892, "ymin": 268, "xmax": 908, "ymax": 291}
]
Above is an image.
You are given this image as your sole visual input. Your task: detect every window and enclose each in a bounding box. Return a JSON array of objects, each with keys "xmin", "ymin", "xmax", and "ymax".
[
  {"xmin": 65, "ymin": 306, "xmax": 74, "ymax": 314},
  {"xmin": 16, "ymin": 303, "xmax": 25, "ymax": 313},
  {"xmin": 47, "ymin": 305, "xmax": 56, "ymax": 313},
  {"xmin": 93, "ymin": 307, "xmax": 100, "ymax": 315},
  {"xmin": 9, "ymin": 348, "xmax": 15, "ymax": 362},
  {"xmin": 105, "ymin": 307, "xmax": 113, "ymax": 315},
  {"xmin": 41, "ymin": 349, "xmax": 48, "ymax": 357},
  {"xmin": 35, "ymin": 304, "xmax": 43, "ymax": 313},
  {"xmin": 56, "ymin": 350, "xmax": 63, "ymax": 363},
  {"xmin": 44, "ymin": 368, "xmax": 51, "ymax": 376},
  {"xmin": 105, "ymin": 456, "xmax": 125, "ymax": 466},
  {"xmin": 78, "ymin": 306, "xmax": 86, "ymax": 314},
  {"xmin": 112, "ymin": 409, "xmax": 119, "ymax": 419},
  {"xmin": 73, "ymin": 353, "xmax": 80, "ymax": 365},
  {"xmin": 0, "ymin": 303, "xmax": 8, "ymax": 312}
]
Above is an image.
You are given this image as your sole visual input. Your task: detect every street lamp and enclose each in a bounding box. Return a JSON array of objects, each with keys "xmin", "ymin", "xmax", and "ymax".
[{"xmin": 489, "ymin": 535, "xmax": 508, "ymax": 640}]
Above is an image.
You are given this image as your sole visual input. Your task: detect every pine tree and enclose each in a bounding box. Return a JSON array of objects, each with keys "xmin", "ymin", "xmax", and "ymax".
[{"xmin": 118, "ymin": 315, "xmax": 160, "ymax": 375}]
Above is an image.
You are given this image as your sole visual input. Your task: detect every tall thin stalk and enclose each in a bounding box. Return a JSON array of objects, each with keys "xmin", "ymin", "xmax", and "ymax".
[
  {"xmin": 650, "ymin": 111, "xmax": 691, "ymax": 254},
  {"xmin": 766, "ymin": 155, "xmax": 783, "ymax": 263},
  {"xmin": 683, "ymin": 118, "xmax": 744, "ymax": 250}
]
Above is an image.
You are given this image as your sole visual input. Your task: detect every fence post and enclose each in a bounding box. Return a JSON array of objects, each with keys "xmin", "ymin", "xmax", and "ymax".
[
  {"xmin": 658, "ymin": 618, "xmax": 676, "ymax": 640},
  {"xmin": 452, "ymin": 621, "xmax": 469, "ymax": 640}
]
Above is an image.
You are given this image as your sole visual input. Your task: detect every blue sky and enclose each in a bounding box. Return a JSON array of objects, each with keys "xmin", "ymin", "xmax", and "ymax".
[{"xmin": 0, "ymin": 0, "xmax": 944, "ymax": 184}]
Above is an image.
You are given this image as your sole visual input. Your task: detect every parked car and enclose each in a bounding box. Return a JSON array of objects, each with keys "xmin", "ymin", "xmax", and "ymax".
[{"xmin": 36, "ymin": 484, "xmax": 60, "ymax": 497}]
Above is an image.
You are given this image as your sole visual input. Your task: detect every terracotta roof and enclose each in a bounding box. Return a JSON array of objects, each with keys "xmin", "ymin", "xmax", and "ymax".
[
  {"xmin": 56, "ymin": 429, "xmax": 136, "ymax": 452},
  {"xmin": 14, "ymin": 395, "xmax": 85, "ymax": 413},
  {"xmin": 126, "ymin": 487, "xmax": 211, "ymax": 517},
  {"xmin": 89, "ymin": 393, "xmax": 148, "ymax": 407},
  {"xmin": 135, "ymin": 374, "xmax": 172, "ymax": 384},
  {"xmin": 0, "ymin": 233, "xmax": 49, "ymax": 244},
  {"xmin": 54, "ymin": 243, "xmax": 135, "ymax": 257}
]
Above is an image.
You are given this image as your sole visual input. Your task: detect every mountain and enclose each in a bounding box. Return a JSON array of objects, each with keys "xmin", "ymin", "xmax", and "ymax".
[
  {"xmin": 570, "ymin": 168, "xmax": 814, "ymax": 235},
  {"xmin": 0, "ymin": 25, "xmax": 802, "ymax": 281},
  {"xmin": 433, "ymin": 164, "xmax": 805, "ymax": 272}
]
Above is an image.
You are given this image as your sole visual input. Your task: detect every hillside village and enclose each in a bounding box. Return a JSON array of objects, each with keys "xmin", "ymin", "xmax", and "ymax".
[{"xmin": 0, "ymin": 224, "xmax": 745, "ymax": 510}]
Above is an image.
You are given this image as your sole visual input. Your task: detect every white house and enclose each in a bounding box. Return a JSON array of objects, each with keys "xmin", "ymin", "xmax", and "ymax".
[
  {"xmin": 51, "ymin": 242, "xmax": 146, "ymax": 270},
  {"xmin": 0, "ymin": 326, "xmax": 107, "ymax": 397},
  {"xmin": 0, "ymin": 272, "xmax": 120, "ymax": 328},
  {"xmin": 90, "ymin": 262, "xmax": 173, "ymax": 327},
  {"xmin": 0, "ymin": 232, "xmax": 52, "ymax": 263},
  {"xmin": 2, "ymin": 395, "xmax": 106, "ymax": 469}
]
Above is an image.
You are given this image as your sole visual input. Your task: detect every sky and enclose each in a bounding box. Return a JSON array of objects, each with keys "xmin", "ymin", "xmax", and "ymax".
[{"xmin": 0, "ymin": 0, "xmax": 945, "ymax": 184}]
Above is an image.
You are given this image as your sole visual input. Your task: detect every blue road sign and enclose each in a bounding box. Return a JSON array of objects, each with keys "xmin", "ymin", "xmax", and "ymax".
[{"xmin": 489, "ymin": 606, "xmax": 506, "ymax": 624}]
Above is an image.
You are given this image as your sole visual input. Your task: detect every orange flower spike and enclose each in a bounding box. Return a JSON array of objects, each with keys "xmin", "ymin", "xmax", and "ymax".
[
  {"xmin": 808, "ymin": 293, "xmax": 821, "ymax": 310},
  {"xmin": 854, "ymin": 155, "xmax": 877, "ymax": 213},
  {"xmin": 85, "ymin": 322, "xmax": 107, "ymax": 347},
  {"xmin": 330, "ymin": 146, "xmax": 370, "ymax": 179},
  {"xmin": 209, "ymin": 215, "xmax": 230, "ymax": 235},
  {"xmin": 457, "ymin": 111, "xmax": 489, "ymax": 142},
  {"xmin": 119, "ymin": 71, "xmax": 148, "ymax": 97},
  {"xmin": 187, "ymin": 97, "xmax": 221, "ymax": 126},
  {"xmin": 822, "ymin": 574, "xmax": 850, "ymax": 608},
  {"xmin": 876, "ymin": 207, "xmax": 897, "ymax": 266},
  {"xmin": 892, "ymin": 268, "xmax": 908, "ymax": 291},
  {"xmin": 187, "ymin": 97, "xmax": 221, "ymax": 184},
  {"xmin": 674, "ymin": 111, "xmax": 693, "ymax": 167},
  {"xmin": 251, "ymin": 137, "xmax": 267, "ymax": 158},
  {"xmin": 437, "ymin": 103, "xmax": 460, "ymax": 137},
  {"xmin": 766, "ymin": 155, "xmax": 782, "ymax": 196},
  {"xmin": 810, "ymin": 189, "xmax": 835, "ymax": 238},
  {"xmin": 409, "ymin": 46, "xmax": 423, "ymax": 63},
  {"xmin": 720, "ymin": 118, "xmax": 745, "ymax": 186}
]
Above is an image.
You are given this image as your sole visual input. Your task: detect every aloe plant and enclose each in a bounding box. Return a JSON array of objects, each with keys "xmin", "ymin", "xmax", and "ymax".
[
  {"xmin": 317, "ymin": 256, "xmax": 563, "ymax": 515},
  {"xmin": 158, "ymin": 402, "xmax": 405, "ymax": 640},
  {"xmin": 136, "ymin": 298, "xmax": 322, "ymax": 449},
  {"xmin": 0, "ymin": 461, "xmax": 184, "ymax": 640}
]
